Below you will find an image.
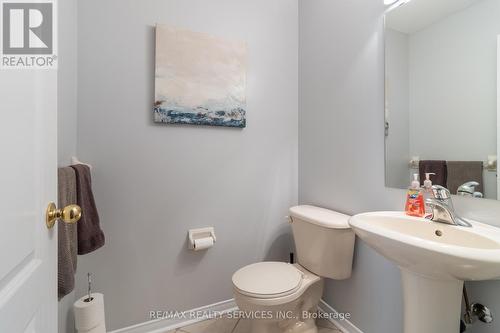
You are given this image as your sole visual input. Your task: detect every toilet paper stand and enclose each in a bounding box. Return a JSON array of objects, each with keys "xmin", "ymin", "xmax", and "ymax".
[{"xmin": 188, "ymin": 227, "xmax": 216, "ymax": 250}]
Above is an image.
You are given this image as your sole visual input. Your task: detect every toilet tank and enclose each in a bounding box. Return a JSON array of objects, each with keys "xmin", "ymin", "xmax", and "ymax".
[{"xmin": 289, "ymin": 205, "xmax": 355, "ymax": 280}]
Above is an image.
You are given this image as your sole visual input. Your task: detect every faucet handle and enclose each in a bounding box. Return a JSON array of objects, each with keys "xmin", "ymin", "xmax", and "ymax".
[
  {"xmin": 425, "ymin": 198, "xmax": 472, "ymax": 227},
  {"xmin": 425, "ymin": 198, "xmax": 447, "ymax": 212},
  {"xmin": 425, "ymin": 198, "xmax": 452, "ymax": 224},
  {"xmin": 457, "ymin": 181, "xmax": 480, "ymax": 196},
  {"xmin": 431, "ymin": 185, "xmax": 451, "ymax": 200}
]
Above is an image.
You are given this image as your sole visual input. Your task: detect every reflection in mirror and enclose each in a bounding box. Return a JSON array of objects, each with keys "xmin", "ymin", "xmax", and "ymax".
[{"xmin": 384, "ymin": 0, "xmax": 500, "ymax": 199}]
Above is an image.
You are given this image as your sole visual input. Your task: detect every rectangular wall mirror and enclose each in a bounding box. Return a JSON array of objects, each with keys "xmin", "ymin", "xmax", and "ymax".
[{"xmin": 384, "ymin": 0, "xmax": 500, "ymax": 199}]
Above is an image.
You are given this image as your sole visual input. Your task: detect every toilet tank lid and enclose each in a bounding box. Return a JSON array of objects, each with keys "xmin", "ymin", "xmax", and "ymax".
[{"xmin": 289, "ymin": 205, "xmax": 351, "ymax": 229}]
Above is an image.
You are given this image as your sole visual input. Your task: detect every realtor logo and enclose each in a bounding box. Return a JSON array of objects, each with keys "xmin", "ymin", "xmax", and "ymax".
[{"xmin": 1, "ymin": 0, "xmax": 57, "ymax": 69}]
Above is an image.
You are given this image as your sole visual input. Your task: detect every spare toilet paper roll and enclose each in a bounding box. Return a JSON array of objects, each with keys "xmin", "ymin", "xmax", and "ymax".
[
  {"xmin": 74, "ymin": 293, "xmax": 106, "ymax": 333},
  {"xmin": 193, "ymin": 237, "xmax": 214, "ymax": 251}
]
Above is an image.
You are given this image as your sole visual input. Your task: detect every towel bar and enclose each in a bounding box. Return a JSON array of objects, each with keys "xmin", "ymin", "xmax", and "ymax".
[{"xmin": 408, "ymin": 156, "xmax": 497, "ymax": 172}]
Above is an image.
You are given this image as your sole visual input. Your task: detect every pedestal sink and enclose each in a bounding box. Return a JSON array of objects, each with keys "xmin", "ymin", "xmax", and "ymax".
[{"xmin": 349, "ymin": 211, "xmax": 500, "ymax": 333}]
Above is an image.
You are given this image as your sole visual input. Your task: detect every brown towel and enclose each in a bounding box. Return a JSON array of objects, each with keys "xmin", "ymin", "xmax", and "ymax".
[
  {"xmin": 419, "ymin": 160, "xmax": 447, "ymax": 187},
  {"xmin": 58, "ymin": 167, "xmax": 78, "ymax": 300},
  {"xmin": 447, "ymin": 161, "xmax": 484, "ymax": 195},
  {"xmin": 71, "ymin": 164, "xmax": 105, "ymax": 255}
]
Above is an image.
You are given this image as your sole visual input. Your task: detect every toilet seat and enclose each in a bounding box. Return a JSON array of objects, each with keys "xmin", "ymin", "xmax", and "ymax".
[{"xmin": 232, "ymin": 262, "xmax": 304, "ymax": 299}]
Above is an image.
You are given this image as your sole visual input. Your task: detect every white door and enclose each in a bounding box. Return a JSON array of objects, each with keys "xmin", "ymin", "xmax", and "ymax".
[{"xmin": 0, "ymin": 69, "xmax": 58, "ymax": 329}]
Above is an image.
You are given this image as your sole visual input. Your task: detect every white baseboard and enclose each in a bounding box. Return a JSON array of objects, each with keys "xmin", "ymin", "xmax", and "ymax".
[
  {"xmin": 318, "ymin": 300, "xmax": 364, "ymax": 333},
  {"xmin": 108, "ymin": 299, "xmax": 237, "ymax": 333},
  {"xmin": 109, "ymin": 298, "xmax": 363, "ymax": 333}
]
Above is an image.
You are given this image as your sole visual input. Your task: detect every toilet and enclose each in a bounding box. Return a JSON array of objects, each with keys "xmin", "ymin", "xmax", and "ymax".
[{"xmin": 232, "ymin": 205, "xmax": 355, "ymax": 333}]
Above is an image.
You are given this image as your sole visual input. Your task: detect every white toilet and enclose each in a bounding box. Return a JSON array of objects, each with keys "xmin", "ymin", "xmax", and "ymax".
[{"xmin": 232, "ymin": 205, "xmax": 355, "ymax": 333}]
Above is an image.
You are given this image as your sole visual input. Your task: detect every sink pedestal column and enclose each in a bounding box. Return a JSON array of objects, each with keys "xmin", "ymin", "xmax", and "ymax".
[{"xmin": 401, "ymin": 269, "xmax": 463, "ymax": 333}]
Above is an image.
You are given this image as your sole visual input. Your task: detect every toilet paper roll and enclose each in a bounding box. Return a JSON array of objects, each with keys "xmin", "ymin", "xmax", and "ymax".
[
  {"xmin": 74, "ymin": 293, "xmax": 106, "ymax": 333},
  {"xmin": 193, "ymin": 237, "xmax": 214, "ymax": 251}
]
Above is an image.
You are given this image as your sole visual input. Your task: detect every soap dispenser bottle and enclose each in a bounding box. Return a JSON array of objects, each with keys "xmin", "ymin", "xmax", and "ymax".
[
  {"xmin": 405, "ymin": 174, "xmax": 425, "ymax": 217},
  {"xmin": 422, "ymin": 172, "xmax": 435, "ymax": 218}
]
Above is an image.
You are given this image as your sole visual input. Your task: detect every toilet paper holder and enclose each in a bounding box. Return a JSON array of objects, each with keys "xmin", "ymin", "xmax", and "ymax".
[{"xmin": 188, "ymin": 227, "xmax": 216, "ymax": 250}]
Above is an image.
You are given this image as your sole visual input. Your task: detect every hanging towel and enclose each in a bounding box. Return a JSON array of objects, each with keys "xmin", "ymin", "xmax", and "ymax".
[
  {"xmin": 447, "ymin": 161, "xmax": 484, "ymax": 195},
  {"xmin": 58, "ymin": 167, "xmax": 78, "ymax": 300},
  {"xmin": 71, "ymin": 164, "xmax": 105, "ymax": 255},
  {"xmin": 419, "ymin": 160, "xmax": 447, "ymax": 187}
]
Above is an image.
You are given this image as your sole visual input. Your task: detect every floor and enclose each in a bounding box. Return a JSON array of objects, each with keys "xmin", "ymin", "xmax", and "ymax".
[{"xmin": 165, "ymin": 315, "xmax": 342, "ymax": 333}]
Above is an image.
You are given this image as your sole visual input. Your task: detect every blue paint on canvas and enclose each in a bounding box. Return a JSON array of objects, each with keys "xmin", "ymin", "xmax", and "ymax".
[{"xmin": 154, "ymin": 103, "xmax": 246, "ymax": 128}]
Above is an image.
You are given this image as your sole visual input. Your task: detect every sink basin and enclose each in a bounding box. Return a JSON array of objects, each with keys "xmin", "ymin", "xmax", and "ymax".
[
  {"xmin": 349, "ymin": 211, "xmax": 500, "ymax": 280},
  {"xmin": 349, "ymin": 211, "xmax": 500, "ymax": 333}
]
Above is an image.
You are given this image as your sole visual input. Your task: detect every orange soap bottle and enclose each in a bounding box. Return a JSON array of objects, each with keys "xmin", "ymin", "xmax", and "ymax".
[{"xmin": 405, "ymin": 174, "xmax": 425, "ymax": 217}]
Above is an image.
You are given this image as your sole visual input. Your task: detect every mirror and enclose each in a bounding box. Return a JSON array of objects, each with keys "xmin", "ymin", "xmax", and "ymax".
[{"xmin": 384, "ymin": 0, "xmax": 500, "ymax": 199}]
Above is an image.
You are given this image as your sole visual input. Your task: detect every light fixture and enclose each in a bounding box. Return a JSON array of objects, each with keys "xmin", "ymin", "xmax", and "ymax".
[{"xmin": 384, "ymin": 0, "xmax": 412, "ymax": 6}]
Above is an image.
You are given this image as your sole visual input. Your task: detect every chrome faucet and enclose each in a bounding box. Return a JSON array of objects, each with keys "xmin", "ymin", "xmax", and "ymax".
[
  {"xmin": 457, "ymin": 181, "xmax": 483, "ymax": 198},
  {"xmin": 425, "ymin": 185, "xmax": 472, "ymax": 227}
]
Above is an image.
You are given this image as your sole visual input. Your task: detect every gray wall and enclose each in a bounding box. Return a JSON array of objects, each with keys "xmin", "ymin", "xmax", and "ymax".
[
  {"xmin": 298, "ymin": 1, "xmax": 500, "ymax": 333},
  {"xmin": 385, "ymin": 28, "xmax": 410, "ymax": 189},
  {"xmin": 57, "ymin": 0, "xmax": 78, "ymax": 332},
  {"xmin": 58, "ymin": 0, "xmax": 78, "ymax": 167},
  {"xmin": 75, "ymin": 0, "xmax": 298, "ymax": 330}
]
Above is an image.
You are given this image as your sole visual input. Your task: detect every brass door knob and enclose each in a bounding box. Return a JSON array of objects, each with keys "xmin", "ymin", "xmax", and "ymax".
[{"xmin": 46, "ymin": 202, "xmax": 82, "ymax": 229}]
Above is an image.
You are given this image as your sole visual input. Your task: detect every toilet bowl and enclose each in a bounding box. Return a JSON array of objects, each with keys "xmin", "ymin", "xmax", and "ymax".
[
  {"xmin": 233, "ymin": 262, "xmax": 323, "ymax": 333},
  {"xmin": 232, "ymin": 205, "xmax": 355, "ymax": 333}
]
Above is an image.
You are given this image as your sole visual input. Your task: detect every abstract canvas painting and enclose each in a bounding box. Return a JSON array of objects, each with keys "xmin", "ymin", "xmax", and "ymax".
[{"xmin": 154, "ymin": 25, "xmax": 247, "ymax": 128}]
